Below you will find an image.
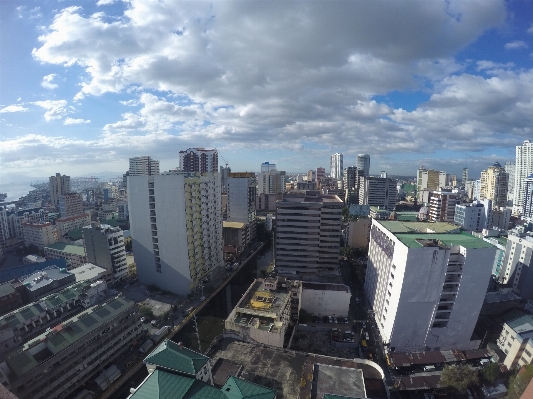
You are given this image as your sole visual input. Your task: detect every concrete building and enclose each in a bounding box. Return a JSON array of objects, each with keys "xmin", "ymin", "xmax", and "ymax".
[
  {"xmin": 454, "ymin": 200, "xmax": 492, "ymax": 232},
  {"xmin": 492, "ymin": 207, "xmax": 511, "ymax": 230},
  {"xmin": 428, "ymin": 191, "xmax": 459, "ymax": 222},
  {"xmin": 480, "ymin": 162, "xmax": 509, "ymax": 208},
  {"xmin": 513, "ymin": 140, "xmax": 533, "ymax": 215},
  {"xmin": 21, "ymin": 222, "xmax": 57, "ymax": 249},
  {"xmin": 330, "ymin": 153, "xmax": 343, "ymax": 180},
  {"xmin": 179, "ymin": 148, "xmax": 218, "ymax": 173},
  {"xmin": 117, "ymin": 201, "xmax": 129, "ymax": 221},
  {"xmin": 261, "ymin": 162, "xmax": 276, "ymax": 173},
  {"xmin": 301, "ymin": 282, "xmax": 351, "ymax": 318},
  {"xmin": 344, "ymin": 166, "xmax": 360, "ymax": 205},
  {"xmin": 257, "ymin": 171, "xmax": 286, "ymax": 195},
  {"xmin": 416, "ymin": 167, "xmax": 446, "ymax": 203},
  {"xmin": 20, "ymin": 267, "xmax": 76, "ymax": 302},
  {"xmin": 49, "ymin": 173, "xmax": 70, "ymax": 208},
  {"xmin": 22, "ymin": 255, "xmax": 46, "ymax": 265},
  {"xmin": 256, "ymin": 193, "xmax": 282, "ymax": 212},
  {"xmin": 129, "ymin": 155, "xmax": 160, "ymax": 177},
  {"xmin": 275, "ymin": 191, "xmax": 343, "ymax": 280},
  {"xmin": 316, "ymin": 167, "xmax": 326, "ymax": 182},
  {"xmin": 0, "ymin": 296, "xmax": 142, "ymax": 399},
  {"xmin": 220, "ymin": 166, "xmax": 231, "ymax": 193},
  {"xmin": 499, "ymin": 235, "xmax": 533, "ymax": 300},
  {"xmin": 365, "ymin": 219, "xmax": 496, "ymax": 352},
  {"xmin": 224, "ymin": 278, "xmax": 301, "ymax": 348},
  {"xmin": 128, "ymin": 172, "xmax": 223, "ymax": 296},
  {"xmin": 58, "ymin": 192, "xmax": 83, "ymax": 218},
  {"xmin": 344, "ymin": 218, "xmax": 371, "ymax": 248},
  {"xmin": 223, "ymin": 221, "xmax": 251, "ymax": 250},
  {"xmin": 358, "ymin": 176, "xmax": 397, "ymax": 211},
  {"xmin": 356, "ymin": 154, "xmax": 370, "ymax": 177},
  {"xmin": 462, "ymin": 168, "xmax": 469, "ymax": 185},
  {"xmin": 44, "ymin": 242, "xmax": 88, "ymax": 269},
  {"xmin": 70, "ymin": 263, "xmax": 112, "ymax": 284},
  {"xmin": 227, "ymin": 172, "xmax": 257, "ymax": 240},
  {"xmin": 55, "ymin": 213, "xmax": 91, "ymax": 240},
  {"xmin": 82, "ymin": 222, "xmax": 128, "ymax": 282},
  {"xmin": 496, "ymin": 314, "xmax": 533, "ymax": 369},
  {"xmin": 523, "ymin": 174, "xmax": 533, "ymax": 222},
  {"xmin": 0, "ymin": 283, "xmax": 23, "ymax": 317},
  {"xmin": 506, "ymin": 160, "xmax": 516, "ymax": 206}
]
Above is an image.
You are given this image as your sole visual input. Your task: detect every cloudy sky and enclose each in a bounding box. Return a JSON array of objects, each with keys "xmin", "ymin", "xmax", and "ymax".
[{"xmin": 1, "ymin": 0, "xmax": 533, "ymax": 179}]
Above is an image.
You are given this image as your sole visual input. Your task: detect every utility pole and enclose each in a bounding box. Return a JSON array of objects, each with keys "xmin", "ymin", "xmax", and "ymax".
[{"xmin": 193, "ymin": 313, "xmax": 202, "ymax": 353}]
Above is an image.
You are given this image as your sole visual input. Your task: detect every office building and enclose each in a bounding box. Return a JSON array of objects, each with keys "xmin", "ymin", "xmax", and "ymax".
[
  {"xmin": 129, "ymin": 155, "xmax": 160, "ymax": 176},
  {"xmin": 117, "ymin": 201, "xmax": 129, "ymax": 221},
  {"xmin": 0, "ymin": 296, "xmax": 142, "ymax": 399},
  {"xmin": 261, "ymin": 162, "xmax": 276, "ymax": 173},
  {"xmin": 496, "ymin": 314, "xmax": 533, "ymax": 369},
  {"xmin": 307, "ymin": 169, "xmax": 316, "ymax": 182},
  {"xmin": 49, "ymin": 173, "xmax": 70, "ymax": 208},
  {"xmin": 523, "ymin": 174, "xmax": 533, "ymax": 222},
  {"xmin": 44, "ymin": 242, "xmax": 88, "ymax": 269},
  {"xmin": 21, "ymin": 222, "xmax": 57, "ymax": 249},
  {"xmin": 227, "ymin": 173, "xmax": 257, "ymax": 240},
  {"xmin": 128, "ymin": 173, "xmax": 223, "ymax": 296},
  {"xmin": 220, "ymin": 166, "xmax": 231, "ymax": 193},
  {"xmin": 454, "ymin": 200, "xmax": 491, "ymax": 232},
  {"xmin": 505, "ymin": 160, "xmax": 516, "ymax": 205},
  {"xmin": 275, "ymin": 191, "xmax": 343, "ymax": 279},
  {"xmin": 416, "ymin": 167, "xmax": 446, "ymax": 202},
  {"xmin": 344, "ymin": 166, "xmax": 360, "ymax": 206},
  {"xmin": 257, "ymin": 170, "xmax": 286, "ymax": 195},
  {"xmin": 491, "ymin": 207, "xmax": 511, "ymax": 230},
  {"xmin": 58, "ymin": 192, "xmax": 83, "ymax": 218},
  {"xmin": 480, "ymin": 162, "xmax": 509, "ymax": 208},
  {"xmin": 499, "ymin": 235, "xmax": 533, "ymax": 300},
  {"xmin": 365, "ymin": 219, "xmax": 496, "ymax": 352},
  {"xmin": 256, "ymin": 193, "xmax": 282, "ymax": 212},
  {"xmin": 179, "ymin": 148, "xmax": 218, "ymax": 173},
  {"xmin": 356, "ymin": 154, "xmax": 370, "ymax": 177},
  {"xmin": 428, "ymin": 191, "xmax": 459, "ymax": 222},
  {"xmin": 513, "ymin": 140, "xmax": 533, "ymax": 215},
  {"xmin": 330, "ymin": 153, "xmax": 343, "ymax": 180},
  {"xmin": 462, "ymin": 167, "xmax": 468, "ymax": 184},
  {"xmin": 358, "ymin": 176, "xmax": 397, "ymax": 211},
  {"xmin": 82, "ymin": 222, "xmax": 128, "ymax": 281}
]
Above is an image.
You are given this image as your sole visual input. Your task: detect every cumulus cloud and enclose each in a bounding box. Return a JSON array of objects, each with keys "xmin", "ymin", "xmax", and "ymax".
[
  {"xmin": 97, "ymin": 0, "xmax": 116, "ymax": 5},
  {"xmin": 0, "ymin": 105, "xmax": 29, "ymax": 113},
  {"xmin": 64, "ymin": 117, "xmax": 90, "ymax": 125},
  {"xmin": 505, "ymin": 40, "xmax": 528, "ymax": 50},
  {"xmin": 33, "ymin": 100, "xmax": 68, "ymax": 121},
  {"xmin": 41, "ymin": 74, "xmax": 58, "ymax": 90}
]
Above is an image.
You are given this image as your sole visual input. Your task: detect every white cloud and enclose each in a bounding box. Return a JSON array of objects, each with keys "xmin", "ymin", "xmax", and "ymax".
[
  {"xmin": 41, "ymin": 74, "xmax": 58, "ymax": 90},
  {"xmin": 528, "ymin": 24, "xmax": 533, "ymax": 34},
  {"xmin": 64, "ymin": 117, "xmax": 90, "ymax": 125},
  {"xmin": 97, "ymin": 0, "xmax": 116, "ymax": 5},
  {"xmin": 0, "ymin": 105, "xmax": 29, "ymax": 113},
  {"xmin": 504, "ymin": 40, "xmax": 528, "ymax": 50},
  {"xmin": 33, "ymin": 100, "xmax": 68, "ymax": 121}
]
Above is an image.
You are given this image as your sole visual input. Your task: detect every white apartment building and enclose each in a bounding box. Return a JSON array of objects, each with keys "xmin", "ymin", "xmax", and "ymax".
[
  {"xmin": 227, "ymin": 172, "xmax": 257, "ymax": 240},
  {"xmin": 257, "ymin": 171, "xmax": 286, "ymax": 195},
  {"xmin": 128, "ymin": 172, "xmax": 224, "ymax": 296},
  {"xmin": 416, "ymin": 167, "xmax": 446, "ymax": 202},
  {"xmin": 275, "ymin": 191, "xmax": 343, "ymax": 280},
  {"xmin": 454, "ymin": 199, "xmax": 492, "ymax": 232},
  {"xmin": 523, "ymin": 173, "xmax": 533, "ymax": 222},
  {"xmin": 55, "ymin": 213, "xmax": 91, "ymax": 239},
  {"xmin": 82, "ymin": 223, "xmax": 128, "ymax": 281},
  {"xmin": 365, "ymin": 220, "xmax": 496, "ymax": 352},
  {"xmin": 499, "ymin": 235, "xmax": 533, "ymax": 300},
  {"xmin": 179, "ymin": 148, "xmax": 218, "ymax": 173},
  {"xmin": 428, "ymin": 191, "xmax": 459, "ymax": 222},
  {"xmin": 129, "ymin": 156, "xmax": 160, "ymax": 176},
  {"xmin": 358, "ymin": 176, "xmax": 397, "ymax": 211},
  {"xmin": 49, "ymin": 173, "xmax": 71, "ymax": 208},
  {"xmin": 44, "ymin": 242, "xmax": 88, "ymax": 269},
  {"xmin": 356, "ymin": 154, "xmax": 370, "ymax": 177},
  {"xmin": 496, "ymin": 315, "xmax": 533, "ymax": 369},
  {"xmin": 330, "ymin": 153, "xmax": 343, "ymax": 180},
  {"xmin": 480, "ymin": 162, "xmax": 509, "ymax": 208},
  {"xmin": 505, "ymin": 160, "xmax": 516, "ymax": 206},
  {"xmin": 513, "ymin": 140, "xmax": 533, "ymax": 215},
  {"xmin": 22, "ymin": 222, "xmax": 58, "ymax": 249}
]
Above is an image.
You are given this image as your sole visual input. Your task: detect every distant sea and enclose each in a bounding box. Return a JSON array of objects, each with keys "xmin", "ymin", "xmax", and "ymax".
[{"xmin": 0, "ymin": 180, "xmax": 40, "ymax": 202}]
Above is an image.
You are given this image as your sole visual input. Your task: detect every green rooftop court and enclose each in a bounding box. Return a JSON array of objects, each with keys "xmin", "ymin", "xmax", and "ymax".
[
  {"xmin": 378, "ymin": 220, "xmax": 461, "ymax": 234},
  {"xmin": 44, "ymin": 242, "xmax": 87, "ymax": 256},
  {"xmin": 395, "ymin": 232, "xmax": 494, "ymax": 249}
]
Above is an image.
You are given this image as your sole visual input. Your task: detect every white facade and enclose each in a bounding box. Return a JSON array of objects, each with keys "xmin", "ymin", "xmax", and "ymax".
[
  {"xmin": 454, "ymin": 199, "xmax": 492, "ymax": 232},
  {"xmin": 22, "ymin": 222, "xmax": 58, "ymax": 249},
  {"xmin": 513, "ymin": 140, "xmax": 533, "ymax": 215},
  {"xmin": 496, "ymin": 315, "xmax": 533, "ymax": 369},
  {"xmin": 428, "ymin": 191, "xmax": 458, "ymax": 222},
  {"xmin": 49, "ymin": 173, "xmax": 71, "ymax": 207},
  {"xmin": 301, "ymin": 282, "xmax": 351, "ymax": 317},
  {"xmin": 330, "ymin": 153, "xmax": 343, "ymax": 180},
  {"xmin": 179, "ymin": 148, "xmax": 218, "ymax": 173},
  {"xmin": 356, "ymin": 154, "xmax": 370, "ymax": 177},
  {"xmin": 128, "ymin": 173, "xmax": 223, "ymax": 296},
  {"xmin": 129, "ymin": 156, "xmax": 160, "ymax": 176},
  {"xmin": 257, "ymin": 171, "xmax": 286, "ymax": 195},
  {"xmin": 499, "ymin": 235, "xmax": 533, "ymax": 300},
  {"xmin": 365, "ymin": 220, "xmax": 496, "ymax": 352},
  {"xmin": 358, "ymin": 176, "xmax": 397, "ymax": 211},
  {"xmin": 505, "ymin": 160, "xmax": 516, "ymax": 206},
  {"xmin": 227, "ymin": 173, "xmax": 257, "ymax": 241},
  {"xmin": 55, "ymin": 213, "xmax": 91, "ymax": 239}
]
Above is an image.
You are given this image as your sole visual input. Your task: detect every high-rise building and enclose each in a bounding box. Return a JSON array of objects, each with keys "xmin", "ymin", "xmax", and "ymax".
[
  {"xmin": 261, "ymin": 162, "xmax": 277, "ymax": 173},
  {"xmin": 129, "ymin": 156, "xmax": 160, "ymax": 176},
  {"xmin": 499, "ymin": 235, "xmax": 533, "ymax": 300},
  {"xmin": 307, "ymin": 170, "xmax": 316, "ymax": 182},
  {"xmin": 513, "ymin": 140, "xmax": 533, "ymax": 215},
  {"xmin": 416, "ymin": 167, "xmax": 446, "ymax": 202},
  {"xmin": 257, "ymin": 171, "xmax": 286, "ymax": 195},
  {"xmin": 220, "ymin": 166, "xmax": 231, "ymax": 193},
  {"xmin": 462, "ymin": 167, "xmax": 468, "ymax": 184},
  {"xmin": 356, "ymin": 154, "xmax": 370, "ymax": 177},
  {"xmin": 330, "ymin": 153, "xmax": 343, "ymax": 180},
  {"xmin": 128, "ymin": 173, "xmax": 223, "ymax": 295},
  {"xmin": 358, "ymin": 176, "xmax": 397, "ymax": 211},
  {"xmin": 365, "ymin": 219, "xmax": 496, "ymax": 352},
  {"xmin": 344, "ymin": 166, "xmax": 360, "ymax": 205},
  {"xmin": 49, "ymin": 173, "xmax": 71, "ymax": 207},
  {"xmin": 454, "ymin": 199, "xmax": 492, "ymax": 232},
  {"xmin": 179, "ymin": 148, "xmax": 218, "ymax": 173},
  {"xmin": 227, "ymin": 172, "xmax": 257, "ymax": 240},
  {"xmin": 275, "ymin": 191, "xmax": 343, "ymax": 280},
  {"xmin": 82, "ymin": 222, "xmax": 129, "ymax": 281},
  {"xmin": 428, "ymin": 191, "xmax": 459, "ymax": 222},
  {"xmin": 480, "ymin": 162, "xmax": 509, "ymax": 208},
  {"xmin": 523, "ymin": 174, "xmax": 533, "ymax": 222},
  {"xmin": 58, "ymin": 192, "xmax": 83, "ymax": 218},
  {"xmin": 505, "ymin": 160, "xmax": 516, "ymax": 206},
  {"xmin": 316, "ymin": 167, "xmax": 326, "ymax": 181}
]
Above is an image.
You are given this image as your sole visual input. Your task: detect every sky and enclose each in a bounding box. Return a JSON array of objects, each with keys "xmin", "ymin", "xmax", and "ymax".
[{"xmin": 1, "ymin": 0, "xmax": 533, "ymax": 181}]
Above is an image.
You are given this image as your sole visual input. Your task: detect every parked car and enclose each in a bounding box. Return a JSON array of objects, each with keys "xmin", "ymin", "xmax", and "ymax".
[
  {"xmin": 141, "ymin": 317, "xmax": 147, "ymax": 323},
  {"xmin": 199, "ymin": 296, "xmax": 205, "ymax": 301},
  {"xmin": 343, "ymin": 317, "xmax": 349, "ymax": 324}
]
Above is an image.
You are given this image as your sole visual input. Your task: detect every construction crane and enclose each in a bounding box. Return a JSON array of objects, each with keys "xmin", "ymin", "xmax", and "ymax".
[{"xmin": 215, "ymin": 148, "xmax": 229, "ymax": 168}]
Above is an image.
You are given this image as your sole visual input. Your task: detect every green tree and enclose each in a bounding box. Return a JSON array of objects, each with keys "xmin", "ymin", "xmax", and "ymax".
[
  {"xmin": 506, "ymin": 364, "xmax": 533, "ymax": 399},
  {"xmin": 440, "ymin": 364, "xmax": 479, "ymax": 394},
  {"xmin": 342, "ymin": 206, "xmax": 350, "ymax": 222},
  {"xmin": 299, "ymin": 308, "xmax": 312, "ymax": 323},
  {"xmin": 480, "ymin": 363, "xmax": 500, "ymax": 385},
  {"xmin": 139, "ymin": 305, "xmax": 154, "ymax": 319}
]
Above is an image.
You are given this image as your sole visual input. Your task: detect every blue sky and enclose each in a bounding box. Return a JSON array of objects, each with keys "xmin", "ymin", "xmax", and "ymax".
[{"xmin": 1, "ymin": 0, "xmax": 533, "ymax": 180}]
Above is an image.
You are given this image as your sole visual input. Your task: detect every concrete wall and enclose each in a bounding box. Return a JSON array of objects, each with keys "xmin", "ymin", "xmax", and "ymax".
[{"xmin": 301, "ymin": 286, "xmax": 351, "ymax": 317}]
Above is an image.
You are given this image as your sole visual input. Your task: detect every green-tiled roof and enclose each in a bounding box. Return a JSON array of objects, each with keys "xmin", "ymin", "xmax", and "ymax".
[
  {"xmin": 378, "ymin": 220, "xmax": 460, "ymax": 234},
  {"xmin": 145, "ymin": 340, "xmax": 209, "ymax": 375},
  {"xmin": 395, "ymin": 233, "xmax": 493, "ymax": 249},
  {"xmin": 66, "ymin": 228, "xmax": 83, "ymax": 240},
  {"xmin": 395, "ymin": 212, "xmax": 418, "ymax": 222},
  {"xmin": 129, "ymin": 370, "xmax": 226, "ymax": 399},
  {"xmin": 221, "ymin": 376, "xmax": 276, "ymax": 399},
  {"xmin": 44, "ymin": 242, "xmax": 86, "ymax": 256}
]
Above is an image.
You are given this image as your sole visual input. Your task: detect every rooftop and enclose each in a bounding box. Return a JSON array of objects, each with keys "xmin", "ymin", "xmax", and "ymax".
[
  {"xmin": 395, "ymin": 232, "xmax": 493, "ymax": 249},
  {"xmin": 507, "ymin": 315, "xmax": 533, "ymax": 335},
  {"xmin": 44, "ymin": 242, "xmax": 86, "ymax": 256},
  {"xmin": 5, "ymin": 296, "xmax": 135, "ymax": 378},
  {"xmin": 314, "ymin": 364, "xmax": 366, "ymax": 399},
  {"xmin": 223, "ymin": 221, "xmax": 246, "ymax": 229},
  {"xmin": 0, "ymin": 282, "xmax": 16, "ymax": 298},
  {"xmin": 20, "ymin": 267, "xmax": 74, "ymax": 292},
  {"xmin": 144, "ymin": 340, "xmax": 210, "ymax": 376},
  {"xmin": 221, "ymin": 375, "xmax": 276, "ymax": 399},
  {"xmin": 378, "ymin": 220, "xmax": 461, "ymax": 234},
  {"xmin": 70, "ymin": 263, "xmax": 109, "ymax": 282},
  {"xmin": 236, "ymin": 281, "xmax": 288, "ymax": 316}
]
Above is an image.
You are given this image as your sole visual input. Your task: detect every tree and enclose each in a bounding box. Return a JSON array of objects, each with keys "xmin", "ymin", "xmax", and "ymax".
[
  {"xmin": 299, "ymin": 308, "xmax": 312, "ymax": 323},
  {"xmin": 506, "ymin": 364, "xmax": 533, "ymax": 399},
  {"xmin": 440, "ymin": 364, "xmax": 479, "ymax": 394},
  {"xmin": 480, "ymin": 363, "xmax": 500, "ymax": 385},
  {"xmin": 139, "ymin": 305, "xmax": 154, "ymax": 319}
]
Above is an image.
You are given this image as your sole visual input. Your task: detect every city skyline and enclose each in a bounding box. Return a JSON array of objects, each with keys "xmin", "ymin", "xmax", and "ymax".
[{"xmin": 2, "ymin": 1, "xmax": 533, "ymax": 178}]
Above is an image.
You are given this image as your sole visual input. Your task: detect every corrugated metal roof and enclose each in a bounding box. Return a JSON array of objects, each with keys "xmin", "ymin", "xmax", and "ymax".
[
  {"xmin": 221, "ymin": 375, "xmax": 276, "ymax": 399},
  {"xmin": 144, "ymin": 340, "xmax": 209, "ymax": 375}
]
